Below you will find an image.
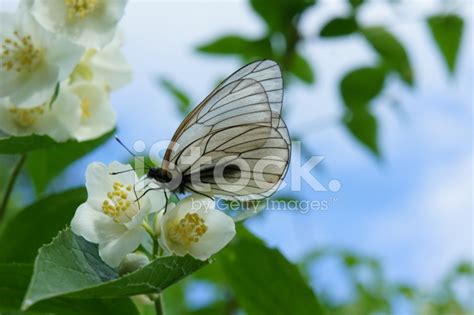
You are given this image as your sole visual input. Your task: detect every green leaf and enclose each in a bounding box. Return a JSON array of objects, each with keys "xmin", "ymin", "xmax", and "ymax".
[
  {"xmin": 340, "ymin": 66, "xmax": 386, "ymax": 109},
  {"xmin": 160, "ymin": 78, "xmax": 192, "ymax": 116},
  {"xmin": 250, "ymin": 0, "xmax": 315, "ymax": 34},
  {"xmin": 320, "ymin": 16, "xmax": 358, "ymax": 37},
  {"xmin": 49, "ymin": 82, "xmax": 60, "ymax": 108},
  {"xmin": 0, "ymin": 263, "xmax": 139, "ymax": 314},
  {"xmin": 397, "ymin": 284, "xmax": 416, "ymax": 299},
  {"xmin": 219, "ymin": 230, "xmax": 324, "ymax": 315},
  {"xmin": 343, "ymin": 253, "xmax": 360, "ymax": 267},
  {"xmin": 0, "ymin": 264, "xmax": 34, "ymax": 312},
  {"xmin": 289, "ymin": 53, "xmax": 315, "ymax": 84},
  {"xmin": 349, "ymin": 0, "xmax": 364, "ymax": 9},
  {"xmin": 0, "ymin": 135, "xmax": 58, "ymax": 154},
  {"xmin": 197, "ymin": 35, "xmax": 272, "ymax": 60},
  {"xmin": 455, "ymin": 262, "xmax": 473, "ymax": 275},
  {"xmin": 25, "ymin": 130, "xmax": 114, "ymax": 195},
  {"xmin": 23, "ymin": 228, "xmax": 207, "ymax": 310},
  {"xmin": 344, "ymin": 108, "xmax": 379, "ymax": 156},
  {"xmin": 427, "ymin": 14, "xmax": 464, "ymax": 74},
  {"xmin": 361, "ymin": 26, "xmax": 413, "ymax": 86},
  {"xmin": 0, "ymin": 188, "xmax": 86, "ymax": 263},
  {"xmin": 0, "ymin": 130, "xmax": 112, "ymax": 159}
]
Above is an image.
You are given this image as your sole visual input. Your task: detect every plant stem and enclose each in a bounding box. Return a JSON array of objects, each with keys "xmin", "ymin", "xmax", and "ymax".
[
  {"xmin": 152, "ymin": 235, "xmax": 159, "ymax": 258},
  {"xmin": 142, "ymin": 221, "xmax": 160, "ymax": 258},
  {"xmin": 154, "ymin": 296, "xmax": 163, "ymax": 315},
  {"xmin": 0, "ymin": 154, "xmax": 26, "ymax": 222}
]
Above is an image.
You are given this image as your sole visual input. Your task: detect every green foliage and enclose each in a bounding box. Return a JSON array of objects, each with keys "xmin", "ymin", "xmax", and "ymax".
[
  {"xmin": 0, "ymin": 188, "xmax": 86, "ymax": 263},
  {"xmin": 320, "ymin": 17, "xmax": 358, "ymax": 37},
  {"xmin": 0, "ymin": 263, "xmax": 139, "ymax": 314},
  {"xmin": 340, "ymin": 66, "xmax": 385, "ymax": 156},
  {"xmin": 249, "ymin": 0, "xmax": 315, "ymax": 34},
  {"xmin": 361, "ymin": 26, "xmax": 414, "ymax": 86},
  {"xmin": 164, "ymin": 226, "xmax": 324, "ymax": 315},
  {"xmin": 197, "ymin": 35, "xmax": 272, "ymax": 60},
  {"xmin": 291, "ymin": 53, "xmax": 316, "ymax": 83},
  {"xmin": 49, "ymin": 82, "xmax": 61, "ymax": 108},
  {"xmin": 0, "ymin": 2, "xmax": 469, "ymax": 315},
  {"xmin": 348, "ymin": 0, "xmax": 364, "ymax": 9},
  {"xmin": 25, "ymin": 130, "xmax": 114, "ymax": 195},
  {"xmin": 197, "ymin": 0, "xmax": 316, "ymax": 85},
  {"xmin": 0, "ymin": 131, "xmax": 113, "ymax": 163},
  {"xmin": 427, "ymin": 14, "xmax": 464, "ymax": 74},
  {"xmin": 340, "ymin": 66, "xmax": 386, "ymax": 108},
  {"xmin": 0, "ymin": 135, "xmax": 59, "ymax": 154},
  {"xmin": 344, "ymin": 108, "xmax": 379, "ymax": 157},
  {"xmin": 299, "ymin": 249, "xmax": 474, "ymax": 315},
  {"xmin": 160, "ymin": 78, "xmax": 192, "ymax": 116},
  {"xmin": 22, "ymin": 228, "xmax": 207, "ymax": 310},
  {"xmin": 219, "ymin": 229, "xmax": 325, "ymax": 315}
]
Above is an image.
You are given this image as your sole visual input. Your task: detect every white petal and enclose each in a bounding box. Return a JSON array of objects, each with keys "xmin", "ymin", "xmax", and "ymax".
[
  {"xmin": 71, "ymin": 202, "xmax": 125, "ymax": 244},
  {"xmin": 159, "ymin": 195, "xmax": 235, "ymax": 260},
  {"xmin": 0, "ymin": 13, "xmax": 15, "ymax": 37},
  {"xmin": 46, "ymin": 37, "xmax": 85, "ymax": 80},
  {"xmin": 31, "ymin": 0, "xmax": 128, "ymax": 48},
  {"xmin": 0, "ymin": 62, "xmax": 58, "ymax": 108},
  {"xmin": 29, "ymin": 0, "xmax": 68, "ymax": 34},
  {"xmin": 98, "ymin": 227, "xmax": 144, "ymax": 267},
  {"xmin": 123, "ymin": 202, "xmax": 149, "ymax": 230},
  {"xmin": 0, "ymin": 99, "xmax": 31, "ymax": 137},
  {"xmin": 67, "ymin": 81, "xmax": 116, "ymax": 141},
  {"xmin": 107, "ymin": 161, "xmax": 137, "ymax": 186},
  {"xmin": 147, "ymin": 190, "xmax": 166, "ymax": 213},
  {"xmin": 106, "ymin": 161, "xmax": 149, "ymax": 230},
  {"xmin": 153, "ymin": 210, "xmax": 164, "ymax": 236},
  {"xmin": 89, "ymin": 34, "xmax": 132, "ymax": 90},
  {"xmin": 0, "ymin": 94, "xmax": 79, "ymax": 142},
  {"xmin": 174, "ymin": 195, "xmax": 216, "ymax": 219},
  {"xmin": 118, "ymin": 252, "xmax": 150, "ymax": 275},
  {"xmin": 85, "ymin": 162, "xmax": 114, "ymax": 210},
  {"xmin": 189, "ymin": 208, "xmax": 236, "ymax": 260},
  {"xmin": 45, "ymin": 87, "xmax": 82, "ymax": 141},
  {"xmin": 0, "ymin": 7, "xmax": 83, "ymax": 108}
]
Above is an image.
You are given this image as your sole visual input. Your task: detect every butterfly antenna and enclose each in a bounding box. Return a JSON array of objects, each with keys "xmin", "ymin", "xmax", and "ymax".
[{"xmin": 114, "ymin": 136, "xmax": 152, "ymax": 169}]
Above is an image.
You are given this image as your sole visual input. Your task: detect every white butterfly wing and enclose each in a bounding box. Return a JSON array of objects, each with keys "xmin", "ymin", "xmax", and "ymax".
[
  {"xmin": 162, "ymin": 60, "xmax": 289, "ymax": 201},
  {"xmin": 162, "ymin": 78, "xmax": 273, "ymax": 170},
  {"xmin": 185, "ymin": 124, "xmax": 290, "ymax": 201}
]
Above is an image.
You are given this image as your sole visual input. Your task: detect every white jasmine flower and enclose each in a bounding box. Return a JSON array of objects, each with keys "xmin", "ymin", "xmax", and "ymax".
[
  {"xmin": 159, "ymin": 195, "xmax": 236, "ymax": 261},
  {"xmin": 30, "ymin": 0, "xmax": 129, "ymax": 48},
  {"xmin": 71, "ymin": 161, "xmax": 166, "ymax": 267},
  {"xmin": 0, "ymin": 90, "xmax": 80, "ymax": 142},
  {"xmin": 70, "ymin": 34, "xmax": 132, "ymax": 91},
  {"xmin": 66, "ymin": 81, "xmax": 116, "ymax": 142},
  {"xmin": 0, "ymin": 9, "xmax": 83, "ymax": 107},
  {"xmin": 118, "ymin": 252, "xmax": 150, "ymax": 275}
]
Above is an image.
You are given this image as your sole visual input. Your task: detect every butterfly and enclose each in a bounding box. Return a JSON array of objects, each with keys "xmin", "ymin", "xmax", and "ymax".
[{"xmin": 118, "ymin": 60, "xmax": 290, "ymax": 206}]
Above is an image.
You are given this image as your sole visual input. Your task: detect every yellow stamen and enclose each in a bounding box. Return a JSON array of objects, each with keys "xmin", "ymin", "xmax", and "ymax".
[
  {"xmin": 170, "ymin": 213, "xmax": 208, "ymax": 246},
  {"xmin": 65, "ymin": 0, "xmax": 99, "ymax": 20},
  {"xmin": 101, "ymin": 180, "xmax": 138, "ymax": 223},
  {"xmin": 8, "ymin": 106, "xmax": 46, "ymax": 128},
  {"xmin": 80, "ymin": 97, "xmax": 92, "ymax": 120},
  {"xmin": 1, "ymin": 31, "xmax": 42, "ymax": 73}
]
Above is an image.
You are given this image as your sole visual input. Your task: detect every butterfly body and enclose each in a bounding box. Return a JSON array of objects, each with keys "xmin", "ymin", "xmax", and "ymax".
[{"xmin": 147, "ymin": 167, "xmax": 186, "ymax": 194}]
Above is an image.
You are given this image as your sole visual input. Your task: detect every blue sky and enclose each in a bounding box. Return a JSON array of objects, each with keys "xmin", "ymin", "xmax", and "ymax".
[
  {"xmin": 82, "ymin": 0, "xmax": 473, "ymax": 290},
  {"xmin": 117, "ymin": 0, "xmax": 472, "ymax": 290},
  {"xmin": 3, "ymin": 0, "xmax": 471, "ymax": 298}
]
